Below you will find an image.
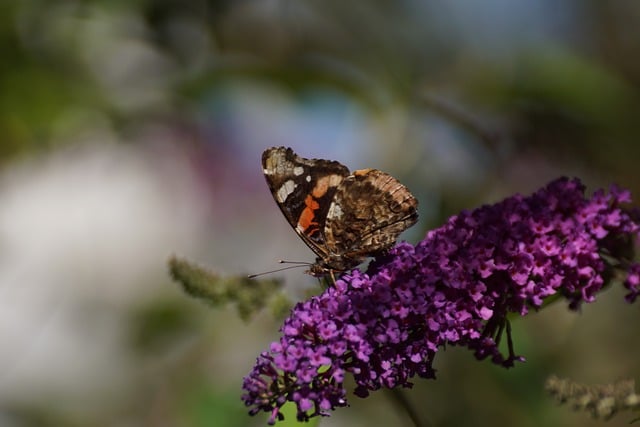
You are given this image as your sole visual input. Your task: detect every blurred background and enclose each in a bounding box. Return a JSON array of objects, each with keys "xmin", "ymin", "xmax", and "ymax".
[{"xmin": 1, "ymin": 0, "xmax": 639, "ymax": 426}]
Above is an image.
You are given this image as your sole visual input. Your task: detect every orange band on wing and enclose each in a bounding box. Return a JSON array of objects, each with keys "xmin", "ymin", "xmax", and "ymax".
[
  {"xmin": 352, "ymin": 168, "xmax": 372, "ymax": 176},
  {"xmin": 298, "ymin": 195, "xmax": 320, "ymax": 235}
]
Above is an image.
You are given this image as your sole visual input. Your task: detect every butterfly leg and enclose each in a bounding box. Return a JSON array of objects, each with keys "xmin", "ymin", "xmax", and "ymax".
[{"xmin": 329, "ymin": 269, "xmax": 337, "ymax": 286}]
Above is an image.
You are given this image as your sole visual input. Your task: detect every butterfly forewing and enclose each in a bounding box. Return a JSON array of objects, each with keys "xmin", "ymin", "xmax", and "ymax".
[{"xmin": 261, "ymin": 147, "xmax": 349, "ymax": 257}]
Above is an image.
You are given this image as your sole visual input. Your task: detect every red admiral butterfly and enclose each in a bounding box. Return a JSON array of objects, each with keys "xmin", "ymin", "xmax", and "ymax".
[{"xmin": 261, "ymin": 147, "xmax": 418, "ymax": 277}]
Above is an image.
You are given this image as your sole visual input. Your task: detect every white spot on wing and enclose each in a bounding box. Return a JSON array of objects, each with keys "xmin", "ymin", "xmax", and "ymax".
[
  {"xmin": 293, "ymin": 166, "xmax": 304, "ymax": 176},
  {"xmin": 276, "ymin": 180, "xmax": 296, "ymax": 203},
  {"xmin": 327, "ymin": 202, "xmax": 343, "ymax": 219},
  {"xmin": 305, "ymin": 175, "xmax": 311, "ymax": 182}
]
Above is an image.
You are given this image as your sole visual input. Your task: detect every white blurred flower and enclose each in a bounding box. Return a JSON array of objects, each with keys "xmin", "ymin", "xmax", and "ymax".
[{"xmin": 0, "ymin": 138, "xmax": 209, "ymax": 403}]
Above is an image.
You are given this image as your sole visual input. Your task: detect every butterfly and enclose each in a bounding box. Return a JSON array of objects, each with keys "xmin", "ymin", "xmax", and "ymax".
[{"xmin": 260, "ymin": 147, "xmax": 418, "ymax": 278}]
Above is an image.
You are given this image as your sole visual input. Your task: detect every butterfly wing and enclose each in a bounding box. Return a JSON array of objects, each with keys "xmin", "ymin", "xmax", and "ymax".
[
  {"xmin": 323, "ymin": 168, "xmax": 418, "ymax": 263},
  {"xmin": 262, "ymin": 147, "xmax": 350, "ymax": 261}
]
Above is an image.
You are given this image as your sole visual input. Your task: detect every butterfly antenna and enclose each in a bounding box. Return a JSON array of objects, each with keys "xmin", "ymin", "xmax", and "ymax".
[
  {"xmin": 247, "ymin": 260, "xmax": 312, "ymax": 279},
  {"xmin": 278, "ymin": 259, "xmax": 312, "ymax": 265}
]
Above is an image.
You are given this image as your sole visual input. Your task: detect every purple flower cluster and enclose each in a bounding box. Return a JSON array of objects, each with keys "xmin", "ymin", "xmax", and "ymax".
[{"xmin": 242, "ymin": 177, "xmax": 640, "ymax": 424}]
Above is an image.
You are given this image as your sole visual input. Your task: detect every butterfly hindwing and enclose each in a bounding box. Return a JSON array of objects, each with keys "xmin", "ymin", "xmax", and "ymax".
[{"xmin": 324, "ymin": 169, "xmax": 418, "ymax": 263}]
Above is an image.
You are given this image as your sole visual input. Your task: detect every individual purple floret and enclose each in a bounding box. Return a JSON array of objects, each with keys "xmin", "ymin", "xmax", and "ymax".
[{"xmin": 242, "ymin": 177, "xmax": 640, "ymax": 424}]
